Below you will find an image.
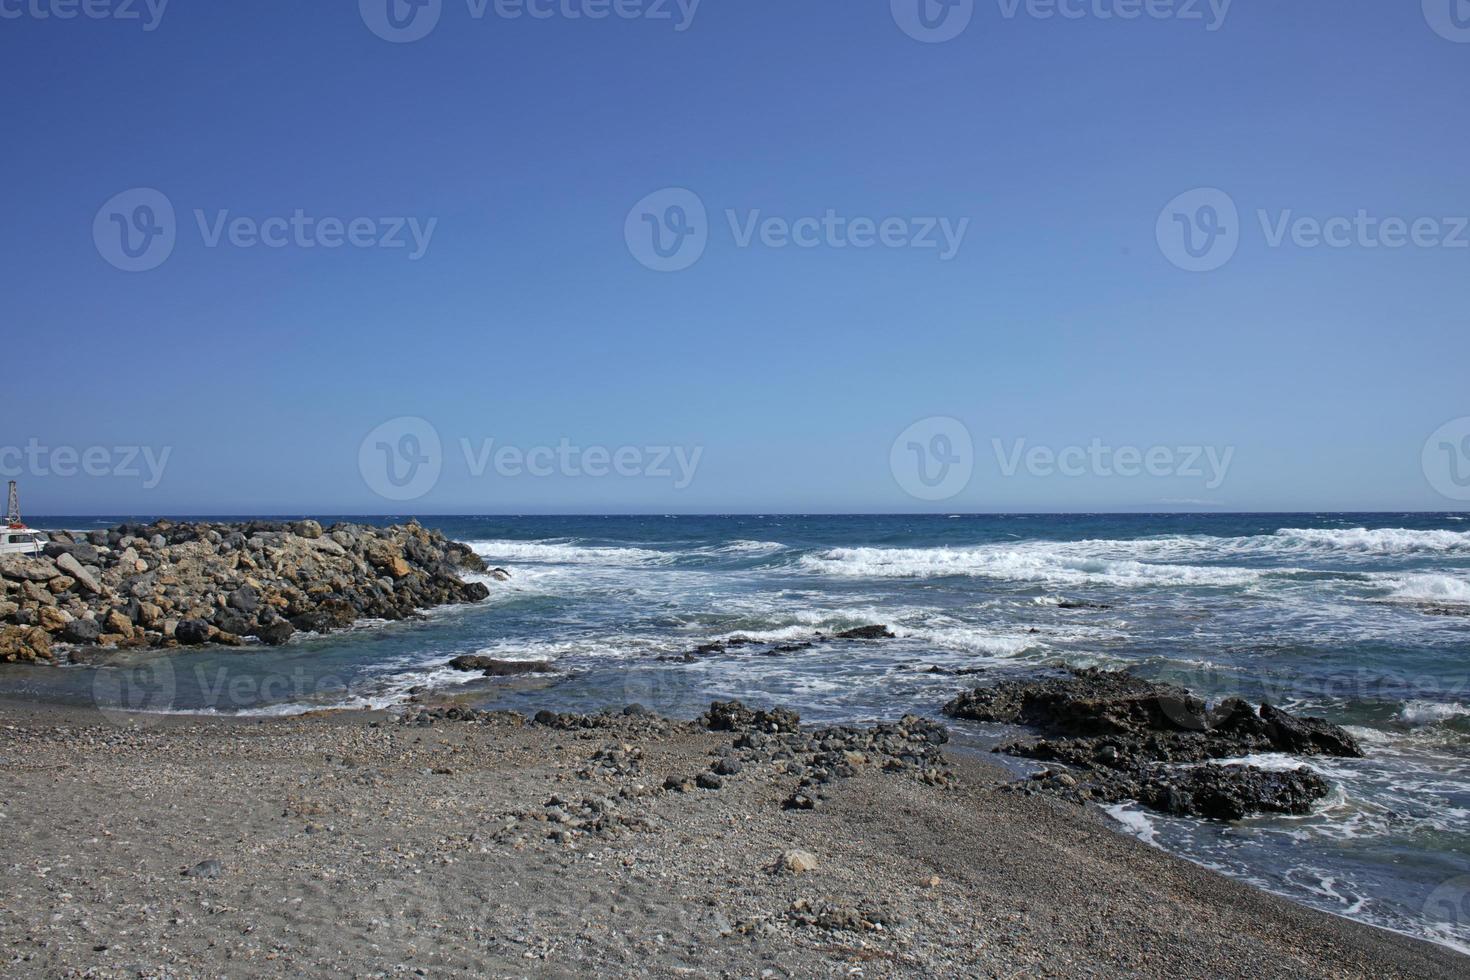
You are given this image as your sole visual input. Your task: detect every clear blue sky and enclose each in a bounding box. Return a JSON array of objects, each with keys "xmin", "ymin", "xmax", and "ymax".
[{"xmin": 3, "ymin": 1, "xmax": 1468, "ymax": 514}]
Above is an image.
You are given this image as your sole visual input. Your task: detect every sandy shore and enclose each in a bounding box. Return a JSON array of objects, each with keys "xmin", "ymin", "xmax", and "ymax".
[{"xmin": 0, "ymin": 698, "xmax": 1463, "ymax": 979}]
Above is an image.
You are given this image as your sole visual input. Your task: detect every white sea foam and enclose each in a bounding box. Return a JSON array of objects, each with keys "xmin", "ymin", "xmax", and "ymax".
[
  {"xmin": 466, "ymin": 539, "xmax": 673, "ymax": 566},
  {"xmin": 1398, "ymin": 700, "xmax": 1470, "ymax": 726},
  {"xmin": 799, "ymin": 544, "xmax": 1268, "ymax": 588},
  {"xmin": 712, "ymin": 539, "xmax": 786, "ymax": 555},
  {"xmin": 1383, "ymin": 573, "xmax": 1470, "ymax": 605},
  {"xmin": 1104, "ymin": 804, "xmax": 1162, "ymax": 847},
  {"xmin": 1269, "ymin": 527, "xmax": 1470, "ymax": 554}
]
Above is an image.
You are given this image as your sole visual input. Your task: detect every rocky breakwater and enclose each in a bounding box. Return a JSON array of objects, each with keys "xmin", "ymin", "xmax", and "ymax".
[
  {"xmin": 0, "ymin": 519, "xmax": 491, "ymax": 662},
  {"xmin": 944, "ymin": 668, "xmax": 1363, "ymax": 821}
]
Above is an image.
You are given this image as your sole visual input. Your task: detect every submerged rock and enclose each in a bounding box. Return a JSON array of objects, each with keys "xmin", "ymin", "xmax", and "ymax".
[
  {"xmin": 834, "ymin": 625, "xmax": 896, "ymax": 640},
  {"xmin": 448, "ymin": 656, "xmax": 555, "ymax": 676}
]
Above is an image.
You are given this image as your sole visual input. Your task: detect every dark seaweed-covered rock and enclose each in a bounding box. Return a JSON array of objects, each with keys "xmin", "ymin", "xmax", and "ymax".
[
  {"xmin": 944, "ymin": 668, "xmax": 1208, "ymax": 736},
  {"xmin": 952, "ymin": 669, "xmax": 1359, "ymax": 821},
  {"xmin": 1027, "ymin": 761, "xmax": 1331, "ymax": 820},
  {"xmin": 834, "ymin": 625, "xmax": 896, "ymax": 640},
  {"xmin": 1260, "ymin": 703, "xmax": 1362, "ymax": 757},
  {"xmin": 174, "ymin": 619, "xmax": 213, "ymax": 646},
  {"xmin": 448, "ymin": 656, "xmax": 555, "ymax": 677}
]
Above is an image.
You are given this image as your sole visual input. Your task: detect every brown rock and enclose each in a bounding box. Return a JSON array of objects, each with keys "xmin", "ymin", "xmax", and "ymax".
[
  {"xmin": 0, "ymin": 555, "xmax": 60, "ymax": 582},
  {"xmin": 0, "ymin": 625, "xmax": 53, "ymax": 663},
  {"xmin": 54, "ymin": 553, "xmax": 103, "ymax": 595},
  {"xmin": 37, "ymin": 605, "xmax": 72, "ymax": 633},
  {"xmin": 779, "ymin": 849, "xmax": 820, "ymax": 874},
  {"xmin": 105, "ymin": 610, "xmax": 135, "ymax": 639}
]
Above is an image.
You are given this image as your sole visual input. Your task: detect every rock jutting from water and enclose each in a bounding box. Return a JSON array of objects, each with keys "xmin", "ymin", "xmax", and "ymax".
[
  {"xmin": 943, "ymin": 668, "xmax": 1362, "ymax": 821},
  {"xmin": 0, "ymin": 519, "xmax": 492, "ymax": 661}
]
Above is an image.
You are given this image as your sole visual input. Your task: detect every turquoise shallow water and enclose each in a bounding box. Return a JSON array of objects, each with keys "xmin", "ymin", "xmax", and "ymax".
[{"xmin": 4, "ymin": 512, "xmax": 1469, "ymax": 952}]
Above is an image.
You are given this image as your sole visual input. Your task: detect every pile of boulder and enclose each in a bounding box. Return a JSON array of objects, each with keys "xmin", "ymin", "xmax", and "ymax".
[
  {"xmin": 0, "ymin": 519, "xmax": 491, "ymax": 663},
  {"xmin": 944, "ymin": 668, "xmax": 1362, "ymax": 820}
]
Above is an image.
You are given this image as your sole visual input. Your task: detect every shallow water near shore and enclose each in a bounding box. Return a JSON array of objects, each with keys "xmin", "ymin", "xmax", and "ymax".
[{"xmin": 5, "ymin": 512, "xmax": 1469, "ymax": 953}]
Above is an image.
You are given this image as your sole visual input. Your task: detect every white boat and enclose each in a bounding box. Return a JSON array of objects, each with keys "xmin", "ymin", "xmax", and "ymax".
[{"xmin": 0, "ymin": 481, "xmax": 47, "ymax": 557}]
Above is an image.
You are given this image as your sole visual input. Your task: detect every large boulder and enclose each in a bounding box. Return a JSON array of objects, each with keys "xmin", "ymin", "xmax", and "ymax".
[
  {"xmin": 1260, "ymin": 703, "xmax": 1362, "ymax": 757},
  {"xmin": 61, "ymin": 617, "xmax": 102, "ymax": 644},
  {"xmin": 174, "ymin": 619, "xmax": 213, "ymax": 645},
  {"xmin": 54, "ymin": 553, "xmax": 103, "ymax": 595},
  {"xmin": 251, "ymin": 621, "xmax": 295, "ymax": 646},
  {"xmin": 0, "ymin": 555, "xmax": 60, "ymax": 583},
  {"xmin": 227, "ymin": 585, "xmax": 259, "ymax": 613},
  {"xmin": 292, "ymin": 520, "xmax": 323, "ymax": 539},
  {"xmin": 944, "ymin": 668, "xmax": 1207, "ymax": 736}
]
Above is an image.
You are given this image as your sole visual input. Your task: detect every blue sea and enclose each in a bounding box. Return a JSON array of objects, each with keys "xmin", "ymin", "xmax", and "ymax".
[{"xmin": 5, "ymin": 513, "xmax": 1469, "ymax": 952}]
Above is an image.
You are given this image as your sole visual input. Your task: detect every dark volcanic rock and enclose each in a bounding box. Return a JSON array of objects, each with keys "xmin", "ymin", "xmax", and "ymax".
[
  {"xmin": 944, "ymin": 668, "xmax": 1208, "ymax": 736},
  {"xmin": 700, "ymin": 700, "xmax": 801, "ymax": 734},
  {"xmin": 952, "ymin": 669, "xmax": 1360, "ymax": 821},
  {"xmin": 61, "ymin": 617, "xmax": 102, "ymax": 644},
  {"xmin": 1140, "ymin": 763, "xmax": 1329, "ymax": 820},
  {"xmin": 174, "ymin": 619, "xmax": 213, "ymax": 646},
  {"xmin": 834, "ymin": 625, "xmax": 896, "ymax": 640},
  {"xmin": 1260, "ymin": 702, "xmax": 1362, "ymax": 757},
  {"xmin": 448, "ymin": 656, "xmax": 555, "ymax": 677},
  {"xmin": 251, "ymin": 621, "xmax": 296, "ymax": 647}
]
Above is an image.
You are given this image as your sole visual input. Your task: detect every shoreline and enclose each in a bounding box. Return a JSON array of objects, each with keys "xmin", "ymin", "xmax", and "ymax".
[{"xmin": 1, "ymin": 698, "xmax": 1463, "ymax": 977}]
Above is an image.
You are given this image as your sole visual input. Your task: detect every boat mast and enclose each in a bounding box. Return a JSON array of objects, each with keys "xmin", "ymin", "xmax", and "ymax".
[{"xmin": 6, "ymin": 481, "xmax": 19, "ymax": 527}]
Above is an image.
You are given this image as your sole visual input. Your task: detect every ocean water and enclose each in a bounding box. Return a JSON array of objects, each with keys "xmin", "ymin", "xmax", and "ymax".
[{"xmin": 4, "ymin": 513, "xmax": 1469, "ymax": 953}]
